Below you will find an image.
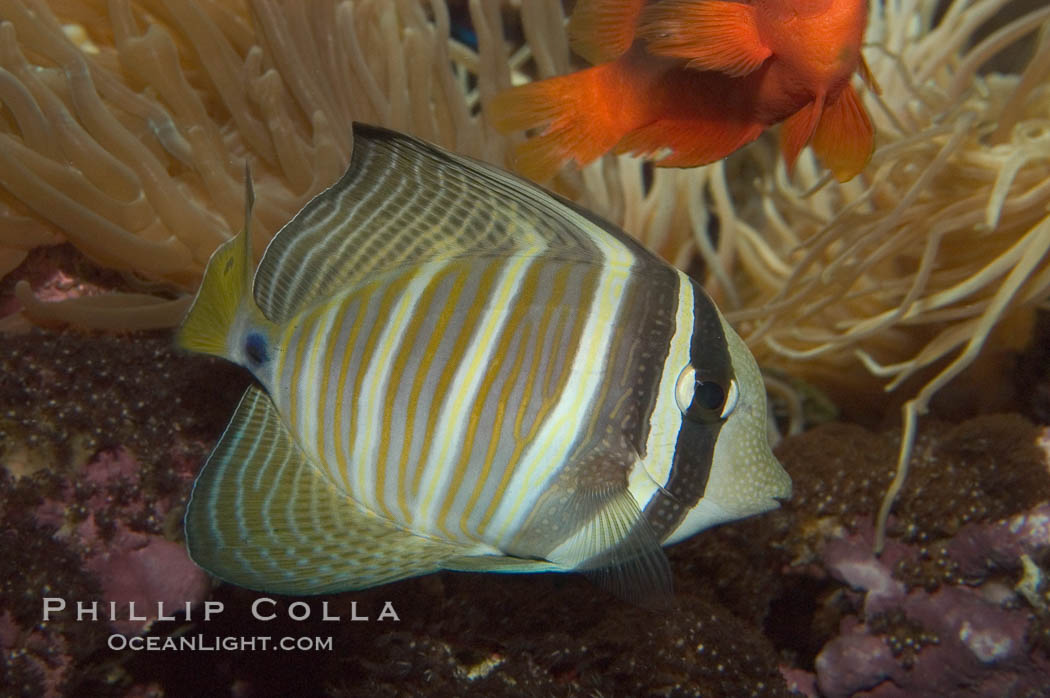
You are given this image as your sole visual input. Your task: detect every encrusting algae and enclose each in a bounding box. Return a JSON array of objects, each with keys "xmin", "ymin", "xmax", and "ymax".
[{"xmin": 1, "ymin": 1, "xmax": 1049, "ymax": 554}]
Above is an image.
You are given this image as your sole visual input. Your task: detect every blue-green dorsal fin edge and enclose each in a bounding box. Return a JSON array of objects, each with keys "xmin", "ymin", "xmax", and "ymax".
[
  {"xmin": 184, "ymin": 385, "xmax": 465, "ymax": 595},
  {"xmin": 251, "ymin": 123, "xmax": 651, "ymax": 324}
]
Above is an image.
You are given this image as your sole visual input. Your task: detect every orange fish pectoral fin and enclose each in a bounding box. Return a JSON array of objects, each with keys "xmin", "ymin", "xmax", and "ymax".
[
  {"xmin": 638, "ymin": 0, "xmax": 772, "ymax": 77},
  {"xmin": 778, "ymin": 95, "xmax": 826, "ymax": 175},
  {"xmin": 811, "ymin": 84, "xmax": 875, "ymax": 182},
  {"xmin": 615, "ymin": 117, "xmax": 765, "ymax": 169},
  {"xmin": 569, "ymin": 0, "xmax": 648, "ymax": 65}
]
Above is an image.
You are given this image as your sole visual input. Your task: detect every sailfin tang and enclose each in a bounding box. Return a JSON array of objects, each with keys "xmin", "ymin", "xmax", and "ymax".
[
  {"xmin": 176, "ymin": 166, "xmax": 257, "ymax": 359},
  {"xmin": 185, "ymin": 385, "xmax": 464, "ymax": 594},
  {"xmin": 568, "ymin": 0, "xmax": 647, "ymax": 64},
  {"xmin": 253, "ymin": 124, "xmax": 629, "ymax": 322},
  {"xmin": 639, "ymin": 0, "xmax": 771, "ymax": 76}
]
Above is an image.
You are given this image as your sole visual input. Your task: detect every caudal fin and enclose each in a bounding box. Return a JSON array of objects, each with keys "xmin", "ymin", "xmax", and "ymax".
[{"xmin": 487, "ymin": 62, "xmax": 644, "ymax": 182}]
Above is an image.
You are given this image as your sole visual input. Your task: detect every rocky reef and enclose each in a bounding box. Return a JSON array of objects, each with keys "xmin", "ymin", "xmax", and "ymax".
[{"xmin": 1, "ymin": 287, "xmax": 1048, "ymax": 696}]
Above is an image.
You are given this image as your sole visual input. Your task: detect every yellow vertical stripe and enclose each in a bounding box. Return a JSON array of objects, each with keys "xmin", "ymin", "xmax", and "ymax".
[
  {"xmin": 371, "ymin": 261, "xmax": 457, "ymax": 520},
  {"xmin": 411, "ymin": 259, "xmax": 506, "ymax": 507},
  {"xmin": 430, "ymin": 253, "xmax": 534, "ymax": 539},
  {"xmin": 350, "ymin": 271, "xmax": 419, "ymax": 503},
  {"xmin": 394, "ymin": 264, "xmax": 471, "ymax": 522},
  {"xmin": 330, "ymin": 286, "xmax": 376, "ymax": 492},
  {"xmin": 448, "ymin": 260, "xmax": 543, "ymax": 538},
  {"xmin": 475, "ymin": 264, "xmax": 572, "ymax": 532}
]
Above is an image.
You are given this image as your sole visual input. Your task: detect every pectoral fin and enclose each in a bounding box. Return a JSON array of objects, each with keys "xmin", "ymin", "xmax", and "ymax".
[
  {"xmin": 509, "ymin": 443, "xmax": 674, "ymax": 607},
  {"xmin": 569, "ymin": 484, "xmax": 674, "ymax": 609},
  {"xmin": 639, "ymin": 0, "xmax": 771, "ymax": 76}
]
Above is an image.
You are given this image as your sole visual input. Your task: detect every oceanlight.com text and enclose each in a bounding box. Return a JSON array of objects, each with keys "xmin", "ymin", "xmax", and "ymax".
[{"xmin": 107, "ymin": 634, "xmax": 334, "ymax": 652}]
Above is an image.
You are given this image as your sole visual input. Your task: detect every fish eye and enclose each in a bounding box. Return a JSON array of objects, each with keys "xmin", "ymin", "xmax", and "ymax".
[
  {"xmin": 694, "ymin": 380, "xmax": 726, "ymax": 411},
  {"xmin": 674, "ymin": 365, "xmax": 738, "ymax": 421}
]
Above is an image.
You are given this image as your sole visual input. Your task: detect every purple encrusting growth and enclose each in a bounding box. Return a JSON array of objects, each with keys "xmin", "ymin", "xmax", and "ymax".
[
  {"xmin": 33, "ymin": 448, "xmax": 211, "ymax": 636},
  {"xmin": 760, "ymin": 418, "xmax": 1050, "ymax": 698},
  {"xmin": 0, "ymin": 327, "xmax": 247, "ymax": 696},
  {"xmin": 814, "ymin": 509, "xmax": 1050, "ymax": 697}
]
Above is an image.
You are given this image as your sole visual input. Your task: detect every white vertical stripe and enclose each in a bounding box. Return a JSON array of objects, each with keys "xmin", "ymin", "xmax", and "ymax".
[
  {"xmin": 297, "ymin": 304, "xmax": 342, "ymax": 479},
  {"xmin": 485, "ymin": 236, "xmax": 638, "ymax": 545},
  {"xmin": 628, "ymin": 273, "xmax": 693, "ymax": 510},
  {"xmin": 414, "ymin": 254, "xmax": 536, "ymax": 536}
]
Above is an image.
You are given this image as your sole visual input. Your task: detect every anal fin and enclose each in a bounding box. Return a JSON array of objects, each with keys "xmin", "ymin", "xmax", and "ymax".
[{"xmin": 185, "ymin": 385, "xmax": 463, "ymax": 594}]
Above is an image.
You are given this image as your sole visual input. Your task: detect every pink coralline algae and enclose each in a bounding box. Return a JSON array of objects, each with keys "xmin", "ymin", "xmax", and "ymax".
[
  {"xmin": 34, "ymin": 448, "xmax": 210, "ymax": 636},
  {"xmin": 812, "ymin": 507, "xmax": 1050, "ymax": 697}
]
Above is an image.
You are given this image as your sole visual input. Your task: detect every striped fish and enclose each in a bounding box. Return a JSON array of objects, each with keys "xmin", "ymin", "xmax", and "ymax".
[{"xmin": 177, "ymin": 124, "xmax": 790, "ymax": 605}]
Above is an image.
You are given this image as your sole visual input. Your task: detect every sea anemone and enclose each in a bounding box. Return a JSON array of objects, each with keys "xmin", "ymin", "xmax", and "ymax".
[
  {"xmin": 724, "ymin": 0, "xmax": 1050, "ymax": 550},
  {"xmin": 0, "ymin": 0, "xmax": 521, "ymax": 328},
  {"xmin": 0, "ymin": 0, "xmax": 753, "ymax": 329}
]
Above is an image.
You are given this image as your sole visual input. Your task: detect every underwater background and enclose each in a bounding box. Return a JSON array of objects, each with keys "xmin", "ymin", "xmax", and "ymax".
[{"xmin": 1, "ymin": 0, "xmax": 1049, "ymax": 696}]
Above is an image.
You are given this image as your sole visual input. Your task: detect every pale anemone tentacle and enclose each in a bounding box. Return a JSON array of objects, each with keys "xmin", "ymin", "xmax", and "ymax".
[
  {"xmin": 2, "ymin": 0, "xmax": 745, "ymax": 330},
  {"xmin": 729, "ymin": 0, "xmax": 1050, "ymax": 553}
]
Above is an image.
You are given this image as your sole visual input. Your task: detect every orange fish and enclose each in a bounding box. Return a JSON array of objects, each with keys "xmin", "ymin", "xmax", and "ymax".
[{"xmin": 488, "ymin": 0, "xmax": 877, "ymax": 182}]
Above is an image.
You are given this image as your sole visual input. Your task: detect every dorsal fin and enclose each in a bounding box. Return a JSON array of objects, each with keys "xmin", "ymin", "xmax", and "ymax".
[
  {"xmin": 568, "ymin": 0, "xmax": 647, "ymax": 65},
  {"xmin": 252, "ymin": 124, "xmax": 630, "ymax": 323}
]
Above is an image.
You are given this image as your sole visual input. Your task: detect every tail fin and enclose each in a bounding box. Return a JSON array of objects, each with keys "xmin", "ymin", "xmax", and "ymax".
[
  {"xmin": 176, "ymin": 166, "xmax": 260, "ymax": 360},
  {"xmin": 487, "ymin": 62, "xmax": 644, "ymax": 182}
]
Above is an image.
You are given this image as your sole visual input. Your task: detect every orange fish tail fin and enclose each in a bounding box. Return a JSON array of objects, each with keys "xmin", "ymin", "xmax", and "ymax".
[
  {"xmin": 778, "ymin": 95, "xmax": 826, "ymax": 175},
  {"xmin": 569, "ymin": 0, "xmax": 647, "ymax": 64},
  {"xmin": 812, "ymin": 84, "xmax": 875, "ymax": 182},
  {"xmin": 487, "ymin": 64, "xmax": 640, "ymax": 181}
]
